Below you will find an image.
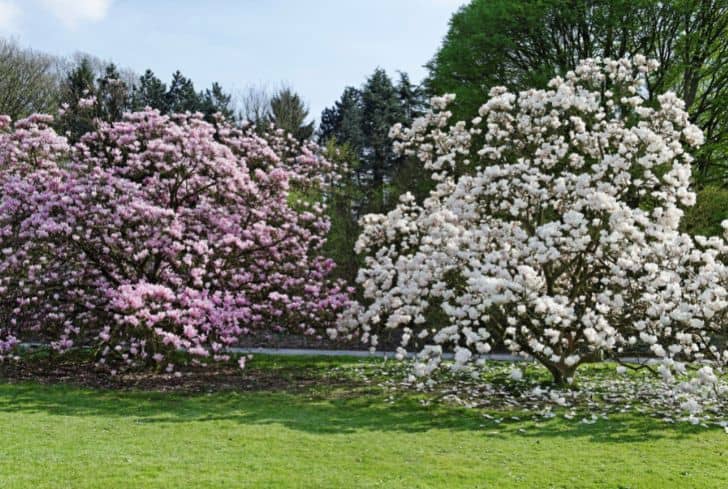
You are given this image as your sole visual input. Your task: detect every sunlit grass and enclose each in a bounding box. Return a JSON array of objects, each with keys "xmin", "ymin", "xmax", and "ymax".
[{"xmin": 0, "ymin": 355, "xmax": 726, "ymax": 488}]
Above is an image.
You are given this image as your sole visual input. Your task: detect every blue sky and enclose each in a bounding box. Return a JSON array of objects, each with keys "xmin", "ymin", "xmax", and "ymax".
[{"xmin": 0, "ymin": 0, "xmax": 465, "ymax": 120}]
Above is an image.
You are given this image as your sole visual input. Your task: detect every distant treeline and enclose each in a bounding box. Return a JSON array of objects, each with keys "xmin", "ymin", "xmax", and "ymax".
[{"xmin": 0, "ymin": 0, "xmax": 725, "ymax": 275}]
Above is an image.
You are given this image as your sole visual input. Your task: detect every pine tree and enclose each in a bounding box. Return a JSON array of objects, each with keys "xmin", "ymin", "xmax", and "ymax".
[
  {"xmin": 97, "ymin": 63, "xmax": 130, "ymax": 122},
  {"xmin": 319, "ymin": 87, "xmax": 365, "ymax": 152},
  {"xmin": 269, "ymin": 88, "xmax": 314, "ymax": 141},
  {"xmin": 396, "ymin": 72, "xmax": 425, "ymax": 123},
  {"xmin": 317, "ymin": 69, "xmax": 431, "ymax": 281},
  {"xmin": 132, "ymin": 69, "xmax": 167, "ymax": 112},
  {"xmin": 318, "ymin": 106, "xmax": 339, "ymax": 143},
  {"xmin": 360, "ymin": 68, "xmax": 404, "ymax": 197},
  {"xmin": 200, "ymin": 82, "xmax": 234, "ymax": 121},
  {"xmin": 166, "ymin": 71, "xmax": 200, "ymax": 113},
  {"xmin": 57, "ymin": 57, "xmax": 97, "ymax": 140}
]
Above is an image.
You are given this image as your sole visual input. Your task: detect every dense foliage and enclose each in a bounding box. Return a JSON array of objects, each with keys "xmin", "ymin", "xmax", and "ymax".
[
  {"xmin": 269, "ymin": 88, "xmax": 315, "ymax": 141},
  {"xmin": 340, "ymin": 58, "xmax": 727, "ymax": 394},
  {"xmin": 0, "ymin": 39, "xmax": 60, "ymax": 120},
  {"xmin": 320, "ymin": 69, "xmax": 427, "ymax": 209},
  {"xmin": 427, "ymin": 0, "xmax": 728, "ymax": 184},
  {"xmin": 0, "ymin": 110, "xmax": 349, "ymax": 370},
  {"xmin": 58, "ymin": 63, "xmax": 236, "ymax": 142},
  {"xmin": 318, "ymin": 69, "xmax": 428, "ymax": 282}
]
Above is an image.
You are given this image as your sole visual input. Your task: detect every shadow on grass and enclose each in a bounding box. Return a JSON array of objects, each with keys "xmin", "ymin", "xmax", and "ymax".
[{"xmin": 0, "ymin": 381, "xmax": 710, "ymax": 443}]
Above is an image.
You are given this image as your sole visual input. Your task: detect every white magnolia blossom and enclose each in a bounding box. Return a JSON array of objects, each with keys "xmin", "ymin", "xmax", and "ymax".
[{"xmin": 338, "ymin": 57, "xmax": 728, "ymax": 394}]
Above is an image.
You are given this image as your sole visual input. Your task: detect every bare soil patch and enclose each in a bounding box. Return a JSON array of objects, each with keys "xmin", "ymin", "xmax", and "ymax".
[{"xmin": 0, "ymin": 353, "xmax": 358, "ymax": 394}]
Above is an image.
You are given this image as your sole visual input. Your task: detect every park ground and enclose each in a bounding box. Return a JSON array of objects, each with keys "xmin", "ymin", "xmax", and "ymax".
[{"xmin": 0, "ymin": 353, "xmax": 726, "ymax": 489}]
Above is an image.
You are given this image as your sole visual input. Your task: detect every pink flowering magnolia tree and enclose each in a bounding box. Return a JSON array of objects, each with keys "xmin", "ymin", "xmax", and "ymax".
[
  {"xmin": 338, "ymin": 57, "xmax": 728, "ymax": 387},
  {"xmin": 0, "ymin": 109, "xmax": 350, "ymax": 370}
]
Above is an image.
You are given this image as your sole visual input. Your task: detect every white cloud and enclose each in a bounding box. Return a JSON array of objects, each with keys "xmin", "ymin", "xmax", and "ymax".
[
  {"xmin": 0, "ymin": 1, "xmax": 21, "ymax": 33},
  {"xmin": 40, "ymin": 0, "xmax": 112, "ymax": 28}
]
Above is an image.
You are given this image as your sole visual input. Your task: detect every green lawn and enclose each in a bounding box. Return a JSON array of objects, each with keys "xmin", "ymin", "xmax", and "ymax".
[{"xmin": 0, "ymin": 355, "xmax": 726, "ymax": 489}]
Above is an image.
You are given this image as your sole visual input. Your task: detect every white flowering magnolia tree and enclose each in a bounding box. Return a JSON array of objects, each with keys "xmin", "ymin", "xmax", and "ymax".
[{"xmin": 337, "ymin": 57, "xmax": 728, "ymax": 386}]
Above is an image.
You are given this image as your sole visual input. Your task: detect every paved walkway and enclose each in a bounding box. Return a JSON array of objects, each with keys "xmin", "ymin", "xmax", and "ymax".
[
  {"xmin": 21, "ymin": 342, "xmax": 652, "ymax": 364},
  {"xmin": 231, "ymin": 347, "xmax": 652, "ymax": 364}
]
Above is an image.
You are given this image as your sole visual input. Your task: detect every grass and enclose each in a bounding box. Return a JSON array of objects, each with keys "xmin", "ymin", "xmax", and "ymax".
[{"xmin": 0, "ymin": 355, "xmax": 726, "ymax": 488}]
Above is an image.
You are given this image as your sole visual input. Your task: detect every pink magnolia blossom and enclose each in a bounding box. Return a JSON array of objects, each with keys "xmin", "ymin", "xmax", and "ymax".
[{"xmin": 0, "ymin": 109, "xmax": 350, "ymax": 368}]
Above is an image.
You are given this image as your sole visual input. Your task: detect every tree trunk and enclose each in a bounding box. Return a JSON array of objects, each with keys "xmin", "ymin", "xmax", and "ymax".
[{"xmin": 545, "ymin": 362, "xmax": 577, "ymax": 387}]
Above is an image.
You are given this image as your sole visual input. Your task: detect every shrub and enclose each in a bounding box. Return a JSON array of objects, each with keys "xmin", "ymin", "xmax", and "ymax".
[
  {"xmin": 0, "ymin": 110, "xmax": 350, "ymax": 370},
  {"xmin": 339, "ymin": 57, "xmax": 727, "ymax": 389}
]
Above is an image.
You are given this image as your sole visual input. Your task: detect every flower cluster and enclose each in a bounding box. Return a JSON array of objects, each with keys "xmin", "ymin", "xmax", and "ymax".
[
  {"xmin": 0, "ymin": 109, "xmax": 350, "ymax": 369},
  {"xmin": 340, "ymin": 57, "xmax": 727, "ymax": 394}
]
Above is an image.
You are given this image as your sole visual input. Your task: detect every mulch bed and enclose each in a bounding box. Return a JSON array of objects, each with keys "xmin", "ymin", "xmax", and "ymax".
[{"xmin": 0, "ymin": 354, "xmax": 357, "ymax": 394}]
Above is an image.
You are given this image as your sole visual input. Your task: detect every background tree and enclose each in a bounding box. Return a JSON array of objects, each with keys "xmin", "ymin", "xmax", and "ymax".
[
  {"xmin": 132, "ymin": 69, "xmax": 168, "ymax": 112},
  {"xmin": 426, "ymin": 0, "xmax": 728, "ymax": 184},
  {"xmin": 320, "ymin": 139, "xmax": 364, "ymax": 284},
  {"xmin": 96, "ymin": 63, "xmax": 130, "ymax": 122},
  {"xmin": 57, "ymin": 58, "xmax": 134, "ymax": 141},
  {"xmin": 269, "ymin": 87, "xmax": 314, "ymax": 140},
  {"xmin": 133, "ymin": 70, "xmax": 234, "ymax": 121},
  {"xmin": 200, "ymin": 81, "xmax": 235, "ymax": 121},
  {"xmin": 57, "ymin": 57, "xmax": 97, "ymax": 139},
  {"xmin": 165, "ymin": 70, "xmax": 200, "ymax": 113},
  {"xmin": 682, "ymin": 186, "xmax": 728, "ymax": 236},
  {"xmin": 0, "ymin": 39, "xmax": 60, "ymax": 120},
  {"xmin": 239, "ymin": 84, "xmax": 272, "ymax": 129},
  {"xmin": 319, "ymin": 86, "xmax": 365, "ymax": 154},
  {"xmin": 396, "ymin": 72, "xmax": 426, "ymax": 122},
  {"xmin": 360, "ymin": 68, "xmax": 404, "ymax": 206},
  {"xmin": 320, "ymin": 69, "xmax": 428, "ymax": 215}
]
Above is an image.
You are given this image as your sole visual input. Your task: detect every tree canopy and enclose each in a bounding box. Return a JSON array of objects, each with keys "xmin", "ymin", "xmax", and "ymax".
[
  {"xmin": 319, "ymin": 68, "xmax": 427, "ymax": 212},
  {"xmin": 270, "ymin": 87, "xmax": 315, "ymax": 141},
  {"xmin": 0, "ymin": 39, "xmax": 59, "ymax": 120},
  {"xmin": 427, "ymin": 0, "xmax": 728, "ymax": 183}
]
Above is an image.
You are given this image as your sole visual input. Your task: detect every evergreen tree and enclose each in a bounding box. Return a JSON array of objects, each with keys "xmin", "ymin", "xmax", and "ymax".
[
  {"xmin": 360, "ymin": 68, "xmax": 404, "ymax": 195},
  {"xmin": 396, "ymin": 72, "xmax": 425, "ymax": 123},
  {"xmin": 319, "ymin": 69, "xmax": 424, "ymax": 213},
  {"xmin": 318, "ymin": 106, "xmax": 338, "ymax": 142},
  {"xmin": 200, "ymin": 82, "xmax": 234, "ymax": 121},
  {"xmin": 319, "ymin": 87, "xmax": 365, "ymax": 152},
  {"xmin": 96, "ymin": 63, "xmax": 130, "ymax": 122},
  {"xmin": 132, "ymin": 69, "xmax": 167, "ymax": 112},
  {"xmin": 318, "ymin": 69, "xmax": 431, "ymax": 282},
  {"xmin": 165, "ymin": 71, "xmax": 200, "ymax": 113},
  {"xmin": 269, "ymin": 87, "xmax": 314, "ymax": 140},
  {"xmin": 57, "ymin": 57, "xmax": 97, "ymax": 140},
  {"xmin": 321, "ymin": 139, "xmax": 363, "ymax": 283}
]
